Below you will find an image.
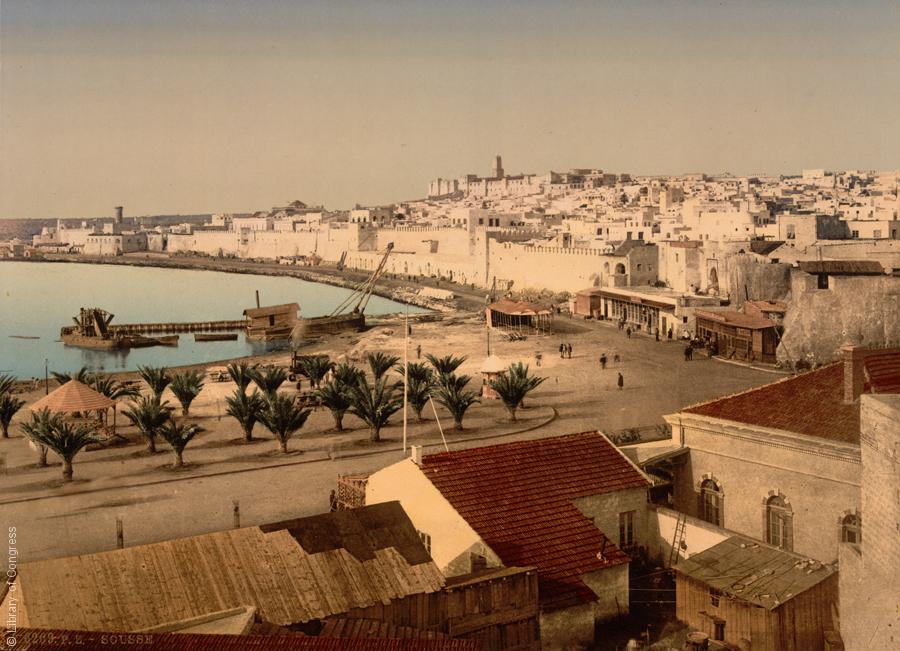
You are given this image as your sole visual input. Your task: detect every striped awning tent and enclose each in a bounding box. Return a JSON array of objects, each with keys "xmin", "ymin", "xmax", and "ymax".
[{"xmin": 30, "ymin": 380, "xmax": 116, "ymax": 414}]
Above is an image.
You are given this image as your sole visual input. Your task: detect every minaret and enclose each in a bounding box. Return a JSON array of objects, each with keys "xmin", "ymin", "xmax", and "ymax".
[{"xmin": 492, "ymin": 155, "xmax": 504, "ymax": 179}]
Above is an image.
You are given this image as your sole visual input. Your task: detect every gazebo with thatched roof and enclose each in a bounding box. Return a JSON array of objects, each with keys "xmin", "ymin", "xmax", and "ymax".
[{"xmin": 30, "ymin": 380, "xmax": 118, "ymax": 436}]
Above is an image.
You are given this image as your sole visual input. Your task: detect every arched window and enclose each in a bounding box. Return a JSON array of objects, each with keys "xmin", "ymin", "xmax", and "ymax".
[
  {"xmin": 699, "ymin": 479, "xmax": 723, "ymax": 526},
  {"xmin": 841, "ymin": 513, "xmax": 862, "ymax": 544},
  {"xmin": 615, "ymin": 263, "xmax": 626, "ymax": 275},
  {"xmin": 765, "ymin": 494, "xmax": 793, "ymax": 550}
]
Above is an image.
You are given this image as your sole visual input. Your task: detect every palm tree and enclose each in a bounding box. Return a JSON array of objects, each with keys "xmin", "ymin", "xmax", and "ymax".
[
  {"xmin": 226, "ymin": 362, "xmax": 257, "ymax": 394},
  {"xmin": 224, "ymin": 388, "xmax": 267, "ymax": 443},
  {"xmin": 138, "ymin": 366, "xmax": 171, "ymax": 399},
  {"xmin": 347, "ymin": 376, "xmax": 403, "ymax": 442},
  {"xmin": 258, "ymin": 393, "xmax": 312, "ymax": 453},
  {"xmin": 434, "ymin": 374, "xmax": 480, "ymax": 431},
  {"xmin": 425, "ymin": 354, "xmax": 467, "ymax": 383},
  {"xmin": 489, "ymin": 362, "xmax": 546, "ymax": 422},
  {"xmin": 366, "ymin": 352, "xmax": 400, "ymax": 382},
  {"xmin": 0, "ymin": 374, "xmax": 17, "ymax": 395},
  {"xmin": 250, "ymin": 365, "xmax": 288, "ymax": 399},
  {"xmin": 314, "ymin": 381, "xmax": 352, "ymax": 431},
  {"xmin": 397, "ymin": 362, "xmax": 436, "ymax": 422},
  {"xmin": 20, "ymin": 409, "xmax": 60, "ymax": 466},
  {"xmin": 296, "ymin": 355, "xmax": 335, "ymax": 389},
  {"xmin": 24, "ymin": 417, "xmax": 99, "ymax": 481},
  {"xmin": 51, "ymin": 366, "xmax": 94, "ymax": 386},
  {"xmin": 333, "ymin": 362, "xmax": 365, "ymax": 388},
  {"xmin": 0, "ymin": 392, "xmax": 25, "ymax": 438},
  {"xmin": 122, "ymin": 395, "xmax": 173, "ymax": 453},
  {"xmin": 169, "ymin": 369, "xmax": 205, "ymax": 416},
  {"xmin": 158, "ymin": 417, "xmax": 202, "ymax": 468},
  {"xmin": 92, "ymin": 375, "xmax": 141, "ymax": 401}
]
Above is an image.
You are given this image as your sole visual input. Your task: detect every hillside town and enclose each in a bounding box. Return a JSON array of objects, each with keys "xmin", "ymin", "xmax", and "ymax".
[
  {"xmin": 7, "ymin": 159, "xmax": 900, "ymax": 367},
  {"xmin": 1, "ymin": 160, "xmax": 899, "ymax": 651}
]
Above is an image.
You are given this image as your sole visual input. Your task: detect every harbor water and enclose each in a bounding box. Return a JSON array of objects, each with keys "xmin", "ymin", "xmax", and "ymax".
[{"xmin": 0, "ymin": 261, "xmax": 423, "ymax": 379}]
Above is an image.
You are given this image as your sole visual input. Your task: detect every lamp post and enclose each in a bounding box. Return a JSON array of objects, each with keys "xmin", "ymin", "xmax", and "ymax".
[{"xmin": 44, "ymin": 358, "xmax": 49, "ymax": 395}]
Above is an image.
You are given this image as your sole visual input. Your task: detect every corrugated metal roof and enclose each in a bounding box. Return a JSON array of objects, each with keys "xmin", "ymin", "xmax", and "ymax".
[
  {"xmin": 420, "ymin": 432, "xmax": 650, "ymax": 612},
  {"xmin": 694, "ymin": 309, "xmax": 776, "ymax": 330},
  {"xmin": 16, "ymin": 522, "xmax": 444, "ymax": 631},
  {"xmin": 674, "ymin": 535, "xmax": 836, "ymax": 610}
]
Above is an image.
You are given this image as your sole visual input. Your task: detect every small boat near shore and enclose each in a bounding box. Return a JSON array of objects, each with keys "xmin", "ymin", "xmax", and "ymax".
[{"xmin": 195, "ymin": 333, "xmax": 239, "ymax": 342}]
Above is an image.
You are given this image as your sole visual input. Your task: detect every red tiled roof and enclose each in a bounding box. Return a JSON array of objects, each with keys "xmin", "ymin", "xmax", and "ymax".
[
  {"xmin": 682, "ymin": 363, "xmax": 860, "ymax": 444},
  {"xmin": 420, "ymin": 432, "xmax": 650, "ymax": 612},
  {"xmin": 865, "ymin": 351, "xmax": 900, "ymax": 394},
  {"xmin": 5, "ymin": 631, "xmax": 477, "ymax": 651}
]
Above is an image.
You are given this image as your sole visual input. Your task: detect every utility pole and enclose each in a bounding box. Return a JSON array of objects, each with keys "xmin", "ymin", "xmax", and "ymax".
[
  {"xmin": 115, "ymin": 517, "xmax": 124, "ymax": 549},
  {"xmin": 402, "ymin": 308, "xmax": 409, "ymax": 452},
  {"xmin": 44, "ymin": 358, "xmax": 49, "ymax": 395}
]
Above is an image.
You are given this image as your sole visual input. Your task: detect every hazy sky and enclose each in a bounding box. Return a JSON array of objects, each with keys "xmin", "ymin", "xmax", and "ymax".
[{"xmin": 1, "ymin": 0, "xmax": 898, "ymax": 218}]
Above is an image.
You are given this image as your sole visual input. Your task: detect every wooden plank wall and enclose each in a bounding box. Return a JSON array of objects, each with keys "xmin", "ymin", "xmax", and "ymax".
[
  {"xmin": 329, "ymin": 569, "xmax": 541, "ymax": 651},
  {"xmin": 676, "ymin": 574, "xmax": 838, "ymax": 651}
]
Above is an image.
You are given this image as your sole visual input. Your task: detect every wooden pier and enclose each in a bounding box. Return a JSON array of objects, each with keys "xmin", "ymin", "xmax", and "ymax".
[{"xmin": 108, "ymin": 319, "xmax": 246, "ymax": 335}]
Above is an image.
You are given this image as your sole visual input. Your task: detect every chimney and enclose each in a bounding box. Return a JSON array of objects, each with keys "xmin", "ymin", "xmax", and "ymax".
[
  {"xmin": 410, "ymin": 445, "xmax": 423, "ymax": 465},
  {"xmin": 842, "ymin": 344, "xmax": 866, "ymax": 404}
]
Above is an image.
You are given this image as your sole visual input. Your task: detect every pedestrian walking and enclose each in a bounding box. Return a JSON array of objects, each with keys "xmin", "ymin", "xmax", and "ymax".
[
  {"xmin": 535, "ymin": 351, "xmax": 543, "ymax": 367},
  {"xmin": 613, "ymin": 352, "xmax": 620, "ymax": 363},
  {"xmin": 655, "ymin": 329, "xmax": 660, "ymax": 342},
  {"xmin": 329, "ymin": 489, "xmax": 338, "ymax": 512},
  {"xmin": 566, "ymin": 343, "xmax": 573, "ymax": 358},
  {"xmin": 625, "ymin": 327, "xmax": 632, "ymax": 339},
  {"xmin": 416, "ymin": 344, "xmax": 422, "ymax": 359},
  {"xmin": 559, "ymin": 343, "xmax": 565, "ymax": 358},
  {"xmin": 617, "ymin": 372, "xmax": 624, "ymax": 390},
  {"xmin": 667, "ymin": 327, "xmax": 673, "ymax": 341},
  {"xmin": 684, "ymin": 345, "xmax": 693, "ymax": 362},
  {"xmin": 600, "ymin": 353, "xmax": 607, "ymax": 370}
]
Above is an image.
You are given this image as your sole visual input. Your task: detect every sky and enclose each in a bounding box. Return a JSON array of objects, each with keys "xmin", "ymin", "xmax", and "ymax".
[{"xmin": 1, "ymin": 0, "xmax": 898, "ymax": 219}]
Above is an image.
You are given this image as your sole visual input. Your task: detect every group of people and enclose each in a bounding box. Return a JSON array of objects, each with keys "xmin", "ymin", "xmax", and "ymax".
[{"xmin": 558, "ymin": 342, "xmax": 574, "ymax": 358}]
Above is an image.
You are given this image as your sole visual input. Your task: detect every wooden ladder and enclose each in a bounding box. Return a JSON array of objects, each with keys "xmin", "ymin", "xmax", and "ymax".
[{"xmin": 668, "ymin": 512, "xmax": 687, "ymax": 568}]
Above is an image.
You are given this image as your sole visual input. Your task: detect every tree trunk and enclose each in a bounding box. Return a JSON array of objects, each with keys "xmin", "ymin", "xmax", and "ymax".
[
  {"xmin": 182, "ymin": 406, "xmax": 189, "ymax": 417},
  {"xmin": 39, "ymin": 446, "xmax": 49, "ymax": 467},
  {"xmin": 147, "ymin": 436, "xmax": 157, "ymax": 454},
  {"xmin": 243, "ymin": 427, "xmax": 253, "ymax": 443},
  {"xmin": 454, "ymin": 419, "xmax": 464, "ymax": 431},
  {"xmin": 279, "ymin": 438, "xmax": 289, "ymax": 453},
  {"xmin": 370, "ymin": 426, "xmax": 380, "ymax": 442},
  {"xmin": 62, "ymin": 459, "xmax": 73, "ymax": 481},
  {"xmin": 507, "ymin": 407, "xmax": 518, "ymax": 422},
  {"xmin": 173, "ymin": 450, "xmax": 183, "ymax": 468},
  {"xmin": 1, "ymin": 423, "xmax": 8, "ymax": 438},
  {"xmin": 333, "ymin": 411, "xmax": 344, "ymax": 431}
]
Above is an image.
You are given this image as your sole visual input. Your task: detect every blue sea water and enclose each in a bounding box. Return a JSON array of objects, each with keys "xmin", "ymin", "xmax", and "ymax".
[{"xmin": 0, "ymin": 261, "xmax": 421, "ymax": 378}]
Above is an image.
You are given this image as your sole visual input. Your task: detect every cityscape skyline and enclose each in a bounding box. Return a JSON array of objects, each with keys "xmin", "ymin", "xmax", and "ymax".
[{"xmin": 1, "ymin": 0, "xmax": 898, "ymax": 219}]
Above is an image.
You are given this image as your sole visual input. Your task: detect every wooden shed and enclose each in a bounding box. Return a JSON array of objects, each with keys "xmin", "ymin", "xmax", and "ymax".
[
  {"xmin": 695, "ymin": 309, "xmax": 779, "ymax": 364},
  {"xmin": 244, "ymin": 302, "xmax": 300, "ymax": 341},
  {"xmin": 674, "ymin": 535, "xmax": 839, "ymax": 651}
]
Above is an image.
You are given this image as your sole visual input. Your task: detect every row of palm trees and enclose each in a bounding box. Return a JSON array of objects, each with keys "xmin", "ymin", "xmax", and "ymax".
[
  {"xmin": 221, "ymin": 352, "xmax": 545, "ymax": 445},
  {"xmin": 2, "ymin": 351, "xmax": 547, "ymax": 480}
]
